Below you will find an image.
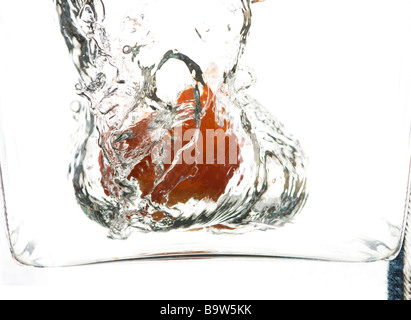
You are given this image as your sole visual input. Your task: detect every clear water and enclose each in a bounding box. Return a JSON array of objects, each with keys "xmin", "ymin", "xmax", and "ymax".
[{"xmin": 54, "ymin": 0, "xmax": 308, "ymax": 239}]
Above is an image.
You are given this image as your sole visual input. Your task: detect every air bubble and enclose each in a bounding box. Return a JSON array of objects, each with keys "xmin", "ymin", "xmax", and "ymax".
[
  {"xmin": 70, "ymin": 101, "xmax": 82, "ymax": 113},
  {"xmin": 79, "ymin": 4, "xmax": 96, "ymax": 24},
  {"xmin": 123, "ymin": 45, "xmax": 132, "ymax": 54}
]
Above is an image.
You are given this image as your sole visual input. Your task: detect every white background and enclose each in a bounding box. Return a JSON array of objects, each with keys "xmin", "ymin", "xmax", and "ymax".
[{"xmin": 1, "ymin": 0, "xmax": 410, "ymax": 299}]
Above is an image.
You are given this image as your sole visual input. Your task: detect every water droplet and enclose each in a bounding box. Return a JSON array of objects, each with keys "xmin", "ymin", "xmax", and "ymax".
[{"xmin": 235, "ymin": 66, "xmax": 256, "ymax": 91}]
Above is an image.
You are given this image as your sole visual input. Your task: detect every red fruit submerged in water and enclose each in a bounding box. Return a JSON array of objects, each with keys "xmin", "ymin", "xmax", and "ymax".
[{"xmin": 99, "ymin": 85, "xmax": 241, "ymax": 208}]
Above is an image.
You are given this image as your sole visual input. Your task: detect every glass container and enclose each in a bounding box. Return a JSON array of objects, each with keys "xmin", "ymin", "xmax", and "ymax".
[{"xmin": 1, "ymin": 0, "xmax": 410, "ymax": 267}]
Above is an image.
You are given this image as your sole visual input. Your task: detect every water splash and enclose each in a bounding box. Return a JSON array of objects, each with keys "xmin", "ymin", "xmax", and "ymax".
[{"xmin": 54, "ymin": 0, "xmax": 308, "ymax": 239}]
